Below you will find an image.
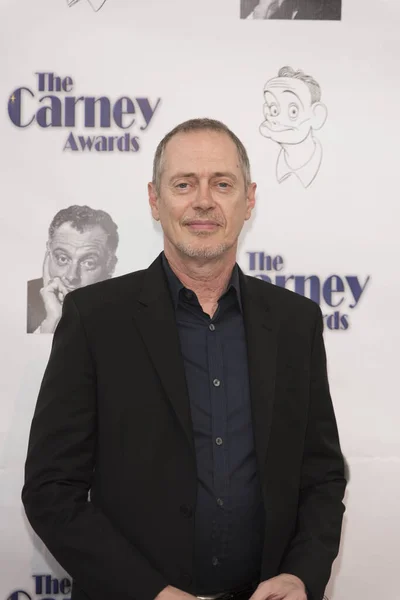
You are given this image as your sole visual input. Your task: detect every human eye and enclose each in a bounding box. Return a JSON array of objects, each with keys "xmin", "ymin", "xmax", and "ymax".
[
  {"xmin": 216, "ymin": 181, "xmax": 231, "ymax": 190},
  {"xmin": 288, "ymin": 103, "xmax": 299, "ymax": 120},
  {"xmin": 81, "ymin": 256, "xmax": 100, "ymax": 270},
  {"xmin": 54, "ymin": 253, "xmax": 70, "ymax": 267},
  {"xmin": 175, "ymin": 182, "xmax": 190, "ymax": 190}
]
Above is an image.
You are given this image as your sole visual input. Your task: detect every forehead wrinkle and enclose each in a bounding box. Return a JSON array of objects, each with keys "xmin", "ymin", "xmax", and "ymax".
[
  {"xmin": 50, "ymin": 237, "xmax": 107, "ymax": 254},
  {"xmin": 266, "ymin": 80, "xmax": 303, "ymax": 91},
  {"xmin": 265, "ymin": 79, "xmax": 312, "ymax": 103},
  {"xmin": 165, "ymin": 134, "xmax": 240, "ymax": 167}
]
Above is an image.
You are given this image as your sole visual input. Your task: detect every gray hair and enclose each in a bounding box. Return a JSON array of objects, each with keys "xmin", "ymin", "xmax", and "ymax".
[
  {"xmin": 278, "ymin": 66, "xmax": 321, "ymax": 104},
  {"xmin": 152, "ymin": 118, "xmax": 251, "ymax": 194}
]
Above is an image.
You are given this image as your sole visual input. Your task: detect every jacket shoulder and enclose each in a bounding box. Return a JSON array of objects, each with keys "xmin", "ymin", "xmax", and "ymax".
[{"xmin": 68, "ymin": 269, "xmax": 146, "ymax": 311}]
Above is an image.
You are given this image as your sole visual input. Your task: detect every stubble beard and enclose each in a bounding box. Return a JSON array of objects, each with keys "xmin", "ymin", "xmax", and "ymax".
[{"xmin": 176, "ymin": 233, "xmax": 231, "ymax": 260}]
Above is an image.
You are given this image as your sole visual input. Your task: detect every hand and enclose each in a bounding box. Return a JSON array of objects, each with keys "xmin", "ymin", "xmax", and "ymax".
[
  {"xmin": 39, "ymin": 252, "xmax": 69, "ymax": 333},
  {"xmin": 155, "ymin": 585, "xmax": 198, "ymax": 600},
  {"xmin": 249, "ymin": 574, "xmax": 307, "ymax": 600},
  {"xmin": 253, "ymin": 0, "xmax": 278, "ymax": 19}
]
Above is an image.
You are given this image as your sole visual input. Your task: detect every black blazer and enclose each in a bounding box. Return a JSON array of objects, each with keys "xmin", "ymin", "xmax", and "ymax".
[
  {"xmin": 241, "ymin": 0, "xmax": 341, "ymax": 20},
  {"xmin": 22, "ymin": 254, "xmax": 346, "ymax": 600}
]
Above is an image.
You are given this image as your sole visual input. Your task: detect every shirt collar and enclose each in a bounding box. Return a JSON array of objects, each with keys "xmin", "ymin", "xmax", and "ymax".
[
  {"xmin": 277, "ymin": 137, "xmax": 323, "ymax": 188},
  {"xmin": 162, "ymin": 252, "xmax": 243, "ymax": 313}
]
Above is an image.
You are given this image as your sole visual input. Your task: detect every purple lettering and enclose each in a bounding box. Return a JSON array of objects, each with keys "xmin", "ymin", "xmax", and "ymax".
[
  {"xmin": 113, "ymin": 97, "xmax": 136, "ymax": 129},
  {"xmin": 8, "ymin": 87, "xmax": 35, "ymax": 127},
  {"xmin": 323, "ymin": 275, "xmax": 345, "ymax": 307},
  {"xmin": 84, "ymin": 97, "xmax": 111, "ymax": 128},
  {"xmin": 137, "ymin": 97, "xmax": 161, "ymax": 130},
  {"xmin": 36, "ymin": 96, "xmax": 62, "ymax": 128}
]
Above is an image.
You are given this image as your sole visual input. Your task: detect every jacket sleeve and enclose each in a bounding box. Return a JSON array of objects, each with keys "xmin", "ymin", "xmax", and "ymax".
[
  {"xmin": 279, "ymin": 305, "xmax": 347, "ymax": 600},
  {"xmin": 22, "ymin": 292, "xmax": 168, "ymax": 600}
]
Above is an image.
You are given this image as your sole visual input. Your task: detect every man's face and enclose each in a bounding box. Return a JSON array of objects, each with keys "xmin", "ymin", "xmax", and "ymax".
[
  {"xmin": 47, "ymin": 222, "xmax": 112, "ymax": 291},
  {"xmin": 148, "ymin": 130, "xmax": 256, "ymax": 261},
  {"xmin": 260, "ymin": 77, "xmax": 315, "ymax": 144}
]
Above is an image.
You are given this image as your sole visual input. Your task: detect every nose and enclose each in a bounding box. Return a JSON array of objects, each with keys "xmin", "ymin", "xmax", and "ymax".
[
  {"xmin": 65, "ymin": 261, "xmax": 81, "ymax": 286},
  {"xmin": 192, "ymin": 182, "xmax": 216, "ymax": 210}
]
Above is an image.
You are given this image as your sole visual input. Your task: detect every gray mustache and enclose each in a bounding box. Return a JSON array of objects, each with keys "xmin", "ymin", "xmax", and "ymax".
[{"xmin": 181, "ymin": 212, "xmax": 224, "ymax": 226}]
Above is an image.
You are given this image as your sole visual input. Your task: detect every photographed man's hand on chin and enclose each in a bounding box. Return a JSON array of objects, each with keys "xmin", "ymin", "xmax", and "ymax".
[
  {"xmin": 39, "ymin": 252, "xmax": 69, "ymax": 333},
  {"xmin": 249, "ymin": 574, "xmax": 307, "ymax": 600},
  {"xmin": 155, "ymin": 586, "xmax": 198, "ymax": 600},
  {"xmin": 253, "ymin": 0, "xmax": 278, "ymax": 19}
]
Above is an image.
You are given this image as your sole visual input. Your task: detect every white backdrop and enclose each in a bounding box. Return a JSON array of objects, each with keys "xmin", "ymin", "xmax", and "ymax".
[{"xmin": 1, "ymin": 1, "xmax": 400, "ymax": 599}]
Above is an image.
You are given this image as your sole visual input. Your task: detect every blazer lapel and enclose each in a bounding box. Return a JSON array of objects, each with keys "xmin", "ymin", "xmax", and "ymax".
[
  {"xmin": 240, "ymin": 272, "xmax": 279, "ymax": 473},
  {"xmin": 132, "ymin": 255, "xmax": 195, "ymax": 455}
]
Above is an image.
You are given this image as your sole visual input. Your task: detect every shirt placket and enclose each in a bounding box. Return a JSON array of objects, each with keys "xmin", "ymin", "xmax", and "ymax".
[{"xmin": 207, "ymin": 314, "xmax": 229, "ymax": 566}]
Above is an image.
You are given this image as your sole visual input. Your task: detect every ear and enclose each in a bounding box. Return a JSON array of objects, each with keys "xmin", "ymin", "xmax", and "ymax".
[
  {"xmin": 106, "ymin": 254, "xmax": 118, "ymax": 278},
  {"xmin": 311, "ymin": 102, "xmax": 328, "ymax": 131},
  {"xmin": 148, "ymin": 182, "xmax": 160, "ymax": 221},
  {"xmin": 245, "ymin": 182, "xmax": 257, "ymax": 221}
]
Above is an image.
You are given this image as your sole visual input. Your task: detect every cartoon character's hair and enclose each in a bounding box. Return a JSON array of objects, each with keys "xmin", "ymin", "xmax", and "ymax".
[{"xmin": 278, "ymin": 66, "xmax": 321, "ymax": 104}]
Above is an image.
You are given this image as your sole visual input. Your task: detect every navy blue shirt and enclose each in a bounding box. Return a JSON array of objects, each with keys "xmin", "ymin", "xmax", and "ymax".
[{"xmin": 162, "ymin": 255, "xmax": 265, "ymax": 594}]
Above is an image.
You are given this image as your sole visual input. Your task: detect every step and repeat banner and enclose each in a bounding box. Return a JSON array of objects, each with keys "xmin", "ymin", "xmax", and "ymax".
[{"xmin": 1, "ymin": 1, "xmax": 399, "ymax": 599}]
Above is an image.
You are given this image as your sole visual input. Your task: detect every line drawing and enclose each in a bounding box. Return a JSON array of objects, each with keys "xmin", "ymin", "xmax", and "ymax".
[
  {"xmin": 260, "ymin": 66, "xmax": 328, "ymax": 188},
  {"xmin": 67, "ymin": 0, "xmax": 108, "ymax": 12}
]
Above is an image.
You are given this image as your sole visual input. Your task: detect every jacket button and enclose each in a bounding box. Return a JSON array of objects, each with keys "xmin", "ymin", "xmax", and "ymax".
[
  {"xmin": 181, "ymin": 571, "xmax": 192, "ymax": 585},
  {"xmin": 180, "ymin": 504, "xmax": 193, "ymax": 518}
]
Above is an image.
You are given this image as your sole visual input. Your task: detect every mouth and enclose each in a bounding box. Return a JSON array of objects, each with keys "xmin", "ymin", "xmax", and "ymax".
[
  {"xmin": 261, "ymin": 121, "xmax": 294, "ymax": 133},
  {"xmin": 184, "ymin": 221, "xmax": 221, "ymax": 231}
]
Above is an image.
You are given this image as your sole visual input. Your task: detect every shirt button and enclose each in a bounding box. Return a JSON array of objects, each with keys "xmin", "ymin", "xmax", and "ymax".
[
  {"xmin": 209, "ymin": 323, "xmax": 216, "ymax": 331},
  {"xmin": 213, "ymin": 378, "xmax": 221, "ymax": 387},
  {"xmin": 216, "ymin": 498, "xmax": 224, "ymax": 507},
  {"xmin": 212, "ymin": 557, "xmax": 219, "ymax": 567},
  {"xmin": 215, "ymin": 437, "xmax": 223, "ymax": 446},
  {"xmin": 180, "ymin": 504, "xmax": 193, "ymax": 518}
]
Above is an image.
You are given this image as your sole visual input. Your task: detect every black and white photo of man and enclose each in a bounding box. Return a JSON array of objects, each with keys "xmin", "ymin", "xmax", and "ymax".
[
  {"xmin": 27, "ymin": 205, "xmax": 119, "ymax": 334},
  {"xmin": 241, "ymin": 0, "xmax": 341, "ymax": 20}
]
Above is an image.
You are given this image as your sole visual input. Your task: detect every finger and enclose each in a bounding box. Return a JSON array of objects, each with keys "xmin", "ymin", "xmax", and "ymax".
[
  {"xmin": 41, "ymin": 278, "xmax": 69, "ymax": 300},
  {"xmin": 253, "ymin": 587, "xmax": 284, "ymax": 600},
  {"xmin": 249, "ymin": 586, "xmax": 272, "ymax": 600},
  {"xmin": 42, "ymin": 251, "xmax": 51, "ymax": 285},
  {"xmin": 52, "ymin": 278, "xmax": 70, "ymax": 303}
]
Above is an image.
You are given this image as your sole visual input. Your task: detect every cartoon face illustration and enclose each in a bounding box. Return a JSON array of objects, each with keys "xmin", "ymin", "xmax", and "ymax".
[
  {"xmin": 260, "ymin": 76, "xmax": 327, "ymax": 145},
  {"xmin": 259, "ymin": 67, "xmax": 329, "ymax": 188},
  {"xmin": 67, "ymin": 0, "xmax": 107, "ymax": 11}
]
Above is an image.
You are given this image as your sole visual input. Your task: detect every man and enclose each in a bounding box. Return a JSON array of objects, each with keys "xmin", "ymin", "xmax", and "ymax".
[
  {"xmin": 242, "ymin": 0, "xmax": 341, "ymax": 20},
  {"xmin": 22, "ymin": 119, "xmax": 346, "ymax": 600},
  {"xmin": 27, "ymin": 204, "xmax": 119, "ymax": 333},
  {"xmin": 260, "ymin": 67, "xmax": 328, "ymax": 188}
]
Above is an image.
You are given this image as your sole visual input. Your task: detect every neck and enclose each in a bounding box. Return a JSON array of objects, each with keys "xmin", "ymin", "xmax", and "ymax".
[
  {"xmin": 164, "ymin": 243, "xmax": 237, "ymax": 318},
  {"xmin": 281, "ymin": 131, "xmax": 316, "ymax": 170}
]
